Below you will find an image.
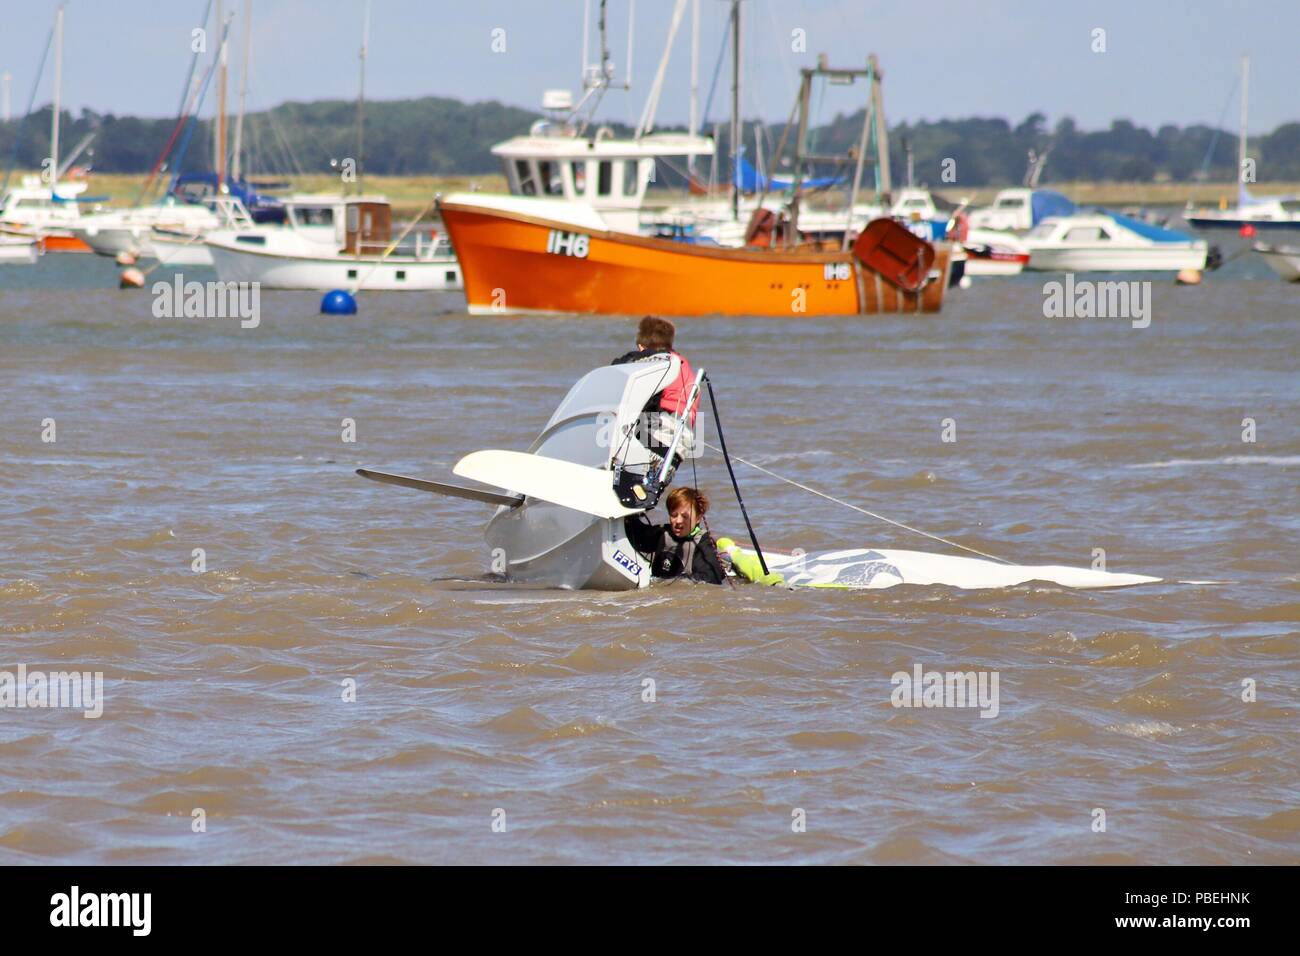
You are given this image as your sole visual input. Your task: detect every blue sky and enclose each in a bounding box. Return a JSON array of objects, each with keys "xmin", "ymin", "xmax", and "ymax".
[{"xmin": 1, "ymin": 1, "xmax": 1296, "ymax": 132}]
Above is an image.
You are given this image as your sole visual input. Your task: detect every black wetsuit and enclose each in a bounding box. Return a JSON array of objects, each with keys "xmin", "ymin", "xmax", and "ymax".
[{"xmin": 624, "ymin": 514, "xmax": 725, "ymax": 585}]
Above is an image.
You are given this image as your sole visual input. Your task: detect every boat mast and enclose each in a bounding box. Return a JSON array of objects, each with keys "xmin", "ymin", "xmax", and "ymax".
[
  {"xmin": 50, "ymin": 4, "xmax": 63, "ymax": 192},
  {"xmin": 231, "ymin": 0, "xmax": 252, "ymax": 182},
  {"xmin": 869, "ymin": 53, "xmax": 890, "ymax": 201},
  {"xmin": 844, "ymin": 64, "xmax": 873, "ymax": 250},
  {"xmin": 688, "ymin": 0, "xmax": 699, "ymax": 175},
  {"xmin": 356, "ymin": 0, "xmax": 370, "ymax": 194},
  {"xmin": 216, "ymin": 0, "xmax": 228, "ymax": 193},
  {"xmin": 729, "ymin": 0, "xmax": 740, "ymax": 222},
  {"xmin": 1237, "ymin": 54, "xmax": 1249, "ymax": 206}
]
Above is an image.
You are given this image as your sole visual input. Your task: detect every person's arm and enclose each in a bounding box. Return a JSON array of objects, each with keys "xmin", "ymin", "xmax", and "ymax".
[
  {"xmin": 690, "ymin": 533, "xmax": 727, "ymax": 585},
  {"xmin": 623, "ymin": 514, "xmax": 660, "ymax": 556}
]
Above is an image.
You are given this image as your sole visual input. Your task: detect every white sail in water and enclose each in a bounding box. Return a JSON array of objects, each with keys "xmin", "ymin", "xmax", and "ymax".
[{"xmin": 727, "ymin": 544, "xmax": 1160, "ymax": 591}]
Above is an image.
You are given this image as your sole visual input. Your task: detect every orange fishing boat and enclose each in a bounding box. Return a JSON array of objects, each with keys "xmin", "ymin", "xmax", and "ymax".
[
  {"xmin": 443, "ymin": 22, "xmax": 951, "ymax": 318},
  {"xmin": 440, "ymin": 194, "xmax": 951, "ymax": 316}
]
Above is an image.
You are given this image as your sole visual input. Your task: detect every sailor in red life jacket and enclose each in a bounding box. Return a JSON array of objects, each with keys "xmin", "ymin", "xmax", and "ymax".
[{"xmin": 610, "ymin": 316, "xmax": 699, "ymax": 472}]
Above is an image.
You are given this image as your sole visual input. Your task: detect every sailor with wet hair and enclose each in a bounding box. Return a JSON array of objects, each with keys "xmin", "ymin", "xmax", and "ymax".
[{"xmin": 624, "ymin": 487, "xmax": 725, "ymax": 585}]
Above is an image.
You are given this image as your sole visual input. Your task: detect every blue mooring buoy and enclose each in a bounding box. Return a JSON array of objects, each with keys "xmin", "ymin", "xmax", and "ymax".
[{"xmin": 320, "ymin": 289, "xmax": 357, "ymax": 314}]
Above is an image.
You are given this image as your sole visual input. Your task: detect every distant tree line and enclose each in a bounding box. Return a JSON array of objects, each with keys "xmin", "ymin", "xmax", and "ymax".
[{"xmin": 2, "ymin": 97, "xmax": 1297, "ymax": 185}]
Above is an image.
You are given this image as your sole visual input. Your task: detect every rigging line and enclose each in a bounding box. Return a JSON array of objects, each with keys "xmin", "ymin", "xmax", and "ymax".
[
  {"xmin": 1197, "ymin": 71, "xmax": 1240, "ymax": 181},
  {"xmin": 703, "ymin": 377, "xmax": 769, "ymax": 576},
  {"xmin": 2, "ymin": 23, "xmax": 55, "ymax": 195},
  {"xmin": 698, "ymin": 15, "xmax": 729, "ymax": 126},
  {"xmin": 700, "ymin": 440, "xmax": 1015, "ymax": 565}
]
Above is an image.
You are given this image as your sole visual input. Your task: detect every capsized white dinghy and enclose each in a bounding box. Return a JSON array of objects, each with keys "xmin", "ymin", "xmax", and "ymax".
[
  {"xmin": 360, "ymin": 351, "xmax": 698, "ymax": 589},
  {"xmin": 357, "ymin": 356, "xmax": 1160, "ymax": 591}
]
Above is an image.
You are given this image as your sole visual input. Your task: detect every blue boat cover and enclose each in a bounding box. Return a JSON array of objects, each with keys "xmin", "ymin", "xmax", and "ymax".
[
  {"xmin": 734, "ymin": 155, "xmax": 843, "ymax": 192},
  {"xmin": 1030, "ymin": 190, "xmax": 1076, "ymax": 224},
  {"xmin": 1102, "ymin": 210, "xmax": 1195, "ymax": 243}
]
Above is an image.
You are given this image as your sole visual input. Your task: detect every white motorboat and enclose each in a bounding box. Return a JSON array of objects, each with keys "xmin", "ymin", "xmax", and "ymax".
[
  {"xmin": 357, "ymin": 357, "xmax": 1160, "ymax": 592},
  {"xmin": 1022, "ymin": 212, "xmax": 1207, "ymax": 272},
  {"xmin": 205, "ymin": 195, "xmax": 461, "ymax": 291},
  {"xmin": 1254, "ymin": 242, "xmax": 1300, "ymax": 281},
  {"xmin": 68, "ymin": 198, "xmax": 221, "ymax": 259},
  {"xmin": 969, "ymin": 187, "xmax": 1076, "ymax": 233},
  {"xmin": 0, "ymin": 231, "xmax": 41, "ymax": 264},
  {"xmin": 148, "ymin": 196, "xmax": 262, "ymax": 267}
]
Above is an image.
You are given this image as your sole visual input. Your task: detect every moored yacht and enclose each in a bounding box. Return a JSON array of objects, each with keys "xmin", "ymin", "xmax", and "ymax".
[
  {"xmin": 205, "ymin": 194, "xmax": 461, "ymax": 291},
  {"xmin": 0, "ymin": 176, "xmax": 95, "ymax": 253}
]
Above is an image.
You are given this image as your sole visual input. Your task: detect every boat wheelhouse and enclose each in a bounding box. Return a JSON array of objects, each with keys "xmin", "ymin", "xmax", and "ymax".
[{"xmin": 494, "ymin": 124, "xmax": 713, "ymax": 235}]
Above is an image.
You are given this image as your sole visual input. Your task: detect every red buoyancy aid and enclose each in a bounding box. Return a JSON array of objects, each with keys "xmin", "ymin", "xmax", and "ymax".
[{"xmin": 659, "ymin": 352, "xmax": 698, "ymax": 425}]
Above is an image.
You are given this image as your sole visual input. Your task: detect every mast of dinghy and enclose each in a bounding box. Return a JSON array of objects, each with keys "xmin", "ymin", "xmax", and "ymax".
[{"xmin": 656, "ymin": 366, "xmax": 705, "ymax": 488}]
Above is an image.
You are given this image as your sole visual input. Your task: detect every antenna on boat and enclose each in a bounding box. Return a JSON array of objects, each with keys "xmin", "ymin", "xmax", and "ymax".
[{"xmin": 573, "ymin": 0, "xmax": 634, "ymax": 137}]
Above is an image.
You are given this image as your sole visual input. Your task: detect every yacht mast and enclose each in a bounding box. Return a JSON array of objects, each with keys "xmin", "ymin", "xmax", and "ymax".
[
  {"xmin": 50, "ymin": 4, "xmax": 63, "ymax": 191},
  {"xmin": 1237, "ymin": 54, "xmax": 1249, "ymax": 205},
  {"xmin": 688, "ymin": 0, "xmax": 699, "ymax": 174},
  {"xmin": 729, "ymin": 0, "xmax": 740, "ymax": 222},
  {"xmin": 217, "ymin": 0, "xmax": 228, "ymax": 192},
  {"xmin": 231, "ymin": 0, "xmax": 252, "ymax": 182},
  {"xmin": 356, "ymin": 0, "xmax": 370, "ymax": 194}
]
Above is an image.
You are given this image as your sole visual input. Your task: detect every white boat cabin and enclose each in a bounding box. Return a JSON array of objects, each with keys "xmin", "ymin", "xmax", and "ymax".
[{"xmin": 493, "ymin": 123, "xmax": 713, "ymax": 233}]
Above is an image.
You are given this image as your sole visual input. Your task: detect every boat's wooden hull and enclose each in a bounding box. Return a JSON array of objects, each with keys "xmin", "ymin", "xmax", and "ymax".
[{"xmin": 440, "ymin": 200, "xmax": 949, "ymax": 316}]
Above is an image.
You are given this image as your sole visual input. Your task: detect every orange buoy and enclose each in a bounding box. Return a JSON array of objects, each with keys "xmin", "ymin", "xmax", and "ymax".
[
  {"xmin": 1240, "ymin": 223, "xmax": 1256, "ymax": 238},
  {"xmin": 119, "ymin": 267, "xmax": 146, "ymax": 289},
  {"xmin": 1176, "ymin": 269, "xmax": 1202, "ymax": 285},
  {"xmin": 115, "ymin": 250, "xmax": 137, "ymax": 266}
]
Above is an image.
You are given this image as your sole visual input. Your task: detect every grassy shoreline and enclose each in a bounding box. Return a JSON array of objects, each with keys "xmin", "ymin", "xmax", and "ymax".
[{"xmin": 15, "ymin": 170, "xmax": 1296, "ymax": 219}]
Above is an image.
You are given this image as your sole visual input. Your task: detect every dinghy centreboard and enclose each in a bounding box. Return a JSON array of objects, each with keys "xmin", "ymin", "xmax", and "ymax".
[{"xmin": 357, "ymin": 356, "xmax": 1161, "ymax": 592}]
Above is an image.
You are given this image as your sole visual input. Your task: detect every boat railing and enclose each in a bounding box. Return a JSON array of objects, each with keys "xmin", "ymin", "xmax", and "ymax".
[{"xmin": 355, "ymin": 228, "xmax": 453, "ymax": 260}]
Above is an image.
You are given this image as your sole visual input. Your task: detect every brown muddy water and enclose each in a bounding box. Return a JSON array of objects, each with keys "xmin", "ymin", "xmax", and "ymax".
[{"xmin": 1, "ymin": 252, "xmax": 1297, "ymax": 864}]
